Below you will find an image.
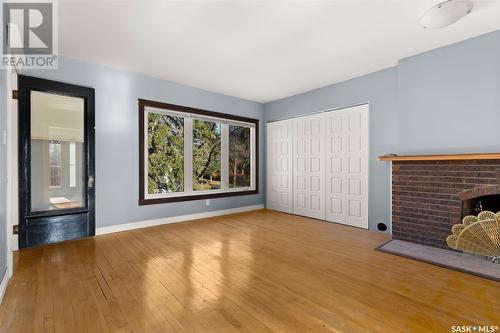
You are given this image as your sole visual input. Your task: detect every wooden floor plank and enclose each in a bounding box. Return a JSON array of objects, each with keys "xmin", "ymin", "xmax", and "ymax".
[{"xmin": 0, "ymin": 209, "xmax": 498, "ymax": 332}]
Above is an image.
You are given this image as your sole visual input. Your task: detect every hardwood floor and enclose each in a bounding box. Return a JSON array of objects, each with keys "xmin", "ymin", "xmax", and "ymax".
[{"xmin": 0, "ymin": 209, "xmax": 498, "ymax": 332}]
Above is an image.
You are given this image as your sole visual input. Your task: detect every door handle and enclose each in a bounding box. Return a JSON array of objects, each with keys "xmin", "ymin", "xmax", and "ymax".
[{"xmin": 88, "ymin": 176, "xmax": 95, "ymax": 188}]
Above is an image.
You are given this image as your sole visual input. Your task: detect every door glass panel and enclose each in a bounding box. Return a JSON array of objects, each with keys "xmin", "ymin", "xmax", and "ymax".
[{"xmin": 30, "ymin": 91, "xmax": 85, "ymax": 211}]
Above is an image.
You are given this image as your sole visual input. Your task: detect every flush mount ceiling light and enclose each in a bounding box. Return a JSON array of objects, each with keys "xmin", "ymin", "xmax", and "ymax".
[{"xmin": 420, "ymin": 0, "xmax": 473, "ymax": 29}]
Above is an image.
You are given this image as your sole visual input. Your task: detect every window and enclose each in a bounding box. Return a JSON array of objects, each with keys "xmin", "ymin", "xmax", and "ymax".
[
  {"xmin": 229, "ymin": 125, "xmax": 251, "ymax": 188},
  {"xmin": 69, "ymin": 142, "xmax": 77, "ymax": 188},
  {"xmin": 49, "ymin": 141, "xmax": 62, "ymax": 187},
  {"xmin": 193, "ymin": 119, "xmax": 221, "ymax": 191},
  {"xmin": 139, "ymin": 99, "xmax": 258, "ymax": 204},
  {"xmin": 147, "ymin": 112, "xmax": 184, "ymax": 193}
]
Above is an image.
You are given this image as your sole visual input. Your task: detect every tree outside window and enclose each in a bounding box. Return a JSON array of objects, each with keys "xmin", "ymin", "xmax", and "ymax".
[
  {"xmin": 229, "ymin": 125, "xmax": 251, "ymax": 188},
  {"xmin": 147, "ymin": 113, "xmax": 184, "ymax": 194},
  {"xmin": 193, "ymin": 119, "xmax": 221, "ymax": 190},
  {"xmin": 140, "ymin": 100, "xmax": 258, "ymax": 204}
]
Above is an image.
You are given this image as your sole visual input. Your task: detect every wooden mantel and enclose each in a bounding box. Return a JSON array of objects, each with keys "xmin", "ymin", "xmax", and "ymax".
[{"xmin": 378, "ymin": 152, "xmax": 500, "ymax": 161}]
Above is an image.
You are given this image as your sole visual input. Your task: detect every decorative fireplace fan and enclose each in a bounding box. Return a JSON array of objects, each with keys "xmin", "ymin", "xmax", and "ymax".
[{"xmin": 446, "ymin": 211, "xmax": 500, "ymax": 264}]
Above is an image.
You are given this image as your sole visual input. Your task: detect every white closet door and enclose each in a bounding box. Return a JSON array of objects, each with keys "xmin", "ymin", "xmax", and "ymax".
[
  {"xmin": 293, "ymin": 113, "xmax": 326, "ymax": 220},
  {"xmin": 325, "ymin": 104, "xmax": 369, "ymax": 228},
  {"xmin": 325, "ymin": 111, "xmax": 347, "ymax": 224},
  {"xmin": 266, "ymin": 120, "xmax": 293, "ymax": 213}
]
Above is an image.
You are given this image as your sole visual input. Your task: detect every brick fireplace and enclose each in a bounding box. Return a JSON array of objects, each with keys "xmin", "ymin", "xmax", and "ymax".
[{"xmin": 380, "ymin": 154, "xmax": 500, "ymax": 249}]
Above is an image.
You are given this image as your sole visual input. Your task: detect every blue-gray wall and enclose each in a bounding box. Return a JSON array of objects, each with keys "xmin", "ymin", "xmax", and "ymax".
[
  {"xmin": 0, "ymin": 68, "xmax": 7, "ymax": 277},
  {"xmin": 264, "ymin": 29, "xmax": 500, "ymax": 231},
  {"xmin": 397, "ymin": 30, "xmax": 500, "ymax": 154},
  {"xmin": 23, "ymin": 57, "xmax": 265, "ymax": 228}
]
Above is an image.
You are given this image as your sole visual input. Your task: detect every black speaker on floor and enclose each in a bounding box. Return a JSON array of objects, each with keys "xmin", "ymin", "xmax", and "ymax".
[{"xmin": 377, "ymin": 223, "xmax": 388, "ymax": 232}]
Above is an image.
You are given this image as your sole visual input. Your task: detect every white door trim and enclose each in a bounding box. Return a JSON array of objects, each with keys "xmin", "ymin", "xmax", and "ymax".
[
  {"xmin": 6, "ymin": 69, "xmax": 18, "ymax": 280},
  {"xmin": 265, "ymin": 102, "xmax": 369, "ymax": 124}
]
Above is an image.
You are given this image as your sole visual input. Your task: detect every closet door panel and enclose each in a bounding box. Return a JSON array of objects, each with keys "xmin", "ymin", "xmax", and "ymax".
[
  {"xmin": 266, "ymin": 120, "xmax": 293, "ymax": 213},
  {"xmin": 345, "ymin": 106, "xmax": 369, "ymax": 228},
  {"xmin": 293, "ymin": 114, "xmax": 325, "ymax": 220},
  {"xmin": 325, "ymin": 104, "xmax": 369, "ymax": 228},
  {"xmin": 293, "ymin": 120, "xmax": 309, "ymax": 217},
  {"xmin": 309, "ymin": 115, "xmax": 325, "ymax": 219},
  {"xmin": 326, "ymin": 112, "xmax": 347, "ymax": 224}
]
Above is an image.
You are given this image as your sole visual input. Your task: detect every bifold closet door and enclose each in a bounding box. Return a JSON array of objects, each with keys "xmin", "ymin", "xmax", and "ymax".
[
  {"xmin": 325, "ymin": 104, "xmax": 369, "ymax": 228},
  {"xmin": 292, "ymin": 113, "xmax": 326, "ymax": 220},
  {"xmin": 266, "ymin": 120, "xmax": 293, "ymax": 213}
]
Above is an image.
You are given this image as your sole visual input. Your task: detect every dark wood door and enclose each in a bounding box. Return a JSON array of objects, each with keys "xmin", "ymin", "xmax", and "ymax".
[{"xmin": 18, "ymin": 75, "xmax": 95, "ymax": 248}]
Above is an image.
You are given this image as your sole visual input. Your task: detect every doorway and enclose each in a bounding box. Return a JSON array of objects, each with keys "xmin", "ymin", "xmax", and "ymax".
[{"xmin": 18, "ymin": 75, "xmax": 95, "ymax": 248}]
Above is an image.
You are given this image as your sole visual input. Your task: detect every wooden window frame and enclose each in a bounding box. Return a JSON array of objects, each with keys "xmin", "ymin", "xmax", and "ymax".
[{"xmin": 138, "ymin": 98, "xmax": 259, "ymax": 205}]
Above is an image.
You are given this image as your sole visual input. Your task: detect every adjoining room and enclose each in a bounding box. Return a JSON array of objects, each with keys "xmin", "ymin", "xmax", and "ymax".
[{"xmin": 0, "ymin": 0, "xmax": 498, "ymax": 332}]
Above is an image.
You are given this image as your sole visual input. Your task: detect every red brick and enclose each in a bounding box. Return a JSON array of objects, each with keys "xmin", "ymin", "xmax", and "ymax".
[{"xmin": 391, "ymin": 160, "xmax": 500, "ymax": 248}]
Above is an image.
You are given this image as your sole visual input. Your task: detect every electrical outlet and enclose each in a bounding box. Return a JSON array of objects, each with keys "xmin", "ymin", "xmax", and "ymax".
[{"xmin": 205, "ymin": 199, "xmax": 210, "ymax": 206}]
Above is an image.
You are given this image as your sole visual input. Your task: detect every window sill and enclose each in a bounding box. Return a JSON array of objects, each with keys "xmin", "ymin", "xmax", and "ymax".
[{"xmin": 139, "ymin": 188, "xmax": 258, "ymax": 206}]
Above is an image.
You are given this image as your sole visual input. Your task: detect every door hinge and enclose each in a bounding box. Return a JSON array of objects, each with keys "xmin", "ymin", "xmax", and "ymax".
[
  {"xmin": 13, "ymin": 225, "xmax": 19, "ymax": 235},
  {"xmin": 12, "ymin": 90, "xmax": 18, "ymax": 100}
]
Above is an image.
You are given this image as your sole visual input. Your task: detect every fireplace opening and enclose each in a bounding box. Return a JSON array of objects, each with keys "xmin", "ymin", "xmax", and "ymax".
[{"xmin": 462, "ymin": 194, "xmax": 500, "ymax": 217}]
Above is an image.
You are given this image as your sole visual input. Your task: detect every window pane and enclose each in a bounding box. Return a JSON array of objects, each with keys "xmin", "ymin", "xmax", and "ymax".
[
  {"xmin": 31, "ymin": 91, "xmax": 85, "ymax": 211},
  {"xmin": 148, "ymin": 112, "xmax": 184, "ymax": 194},
  {"xmin": 193, "ymin": 119, "xmax": 221, "ymax": 191},
  {"xmin": 229, "ymin": 125, "xmax": 251, "ymax": 188},
  {"xmin": 49, "ymin": 141, "xmax": 62, "ymax": 187},
  {"xmin": 69, "ymin": 142, "xmax": 76, "ymax": 188}
]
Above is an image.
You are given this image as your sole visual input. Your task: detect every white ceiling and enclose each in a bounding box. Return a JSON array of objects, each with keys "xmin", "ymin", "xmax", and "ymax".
[{"xmin": 59, "ymin": 0, "xmax": 500, "ymax": 103}]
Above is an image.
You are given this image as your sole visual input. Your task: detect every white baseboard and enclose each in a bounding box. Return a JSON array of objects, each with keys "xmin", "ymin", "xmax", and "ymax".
[
  {"xmin": 0, "ymin": 269, "xmax": 9, "ymax": 304},
  {"xmin": 96, "ymin": 204, "xmax": 265, "ymax": 235}
]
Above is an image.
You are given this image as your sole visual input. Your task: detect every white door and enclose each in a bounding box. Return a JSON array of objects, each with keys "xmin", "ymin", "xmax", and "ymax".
[
  {"xmin": 292, "ymin": 113, "xmax": 326, "ymax": 220},
  {"xmin": 266, "ymin": 120, "xmax": 293, "ymax": 213},
  {"xmin": 325, "ymin": 111, "xmax": 347, "ymax": 224},
  {"xmin": 325, "ymin": 105, "xmax": 369, "ymax": 228}
]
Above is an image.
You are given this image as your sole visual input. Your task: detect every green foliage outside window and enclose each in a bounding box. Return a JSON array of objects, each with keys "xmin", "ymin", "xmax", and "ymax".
[
  {"xmin": 147, "ymin": 113, "xmax": 184, "ymax": 194},
  {"xmin": 229, "ymin": 125, "xmax": 251, "ymax": 188},
  {"xmin": 193, "ymin": 119, "xmax": 221, "ymax": 190},
  {"xmin": 147, "ymin": 112, "xmax": 252, "ymax": 194}
]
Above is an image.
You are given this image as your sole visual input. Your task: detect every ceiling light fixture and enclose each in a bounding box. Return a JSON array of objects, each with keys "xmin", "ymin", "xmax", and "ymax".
[{"xmin": 420, "ymin": 0, "xmax": 473, "ymax": 29}]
